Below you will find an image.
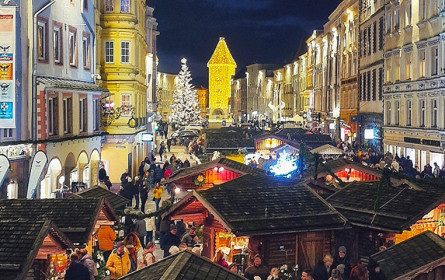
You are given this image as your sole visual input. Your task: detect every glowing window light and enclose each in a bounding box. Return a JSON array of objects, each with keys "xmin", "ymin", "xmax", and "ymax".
[
  {"xmin": 219, "ymin": 167, "xmax": 224, "ymax": 173},
  {"xmin": 214, "ymin": 167, "xmax": 218, "ymax": 171},
  {"xmin": 270, "ymin": 150, "xmax": 298, "ymax": 178}
]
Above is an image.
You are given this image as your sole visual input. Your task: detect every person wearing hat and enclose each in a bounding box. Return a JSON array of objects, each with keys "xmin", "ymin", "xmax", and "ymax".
[
  {"xmin": 244, "ymin": 254, "xmax": 270, "ymax": 280},
  {"xmin": 333, "ymin": 246, "xmax": 351, "ymax": 280},
  {"xmin": 181, "ymin": 226, "xmax": 199, "ymax": 248},
  {"xmin": 106, "ymin": 241, "xmax": 131, "ymax": 279},
  {"xmin": 329, "ymin": 269, "xmax": 343, "ymax": 280},
  {"xmin": 160, "ymin": 224, "xmax": 181, "ymax": 257}
]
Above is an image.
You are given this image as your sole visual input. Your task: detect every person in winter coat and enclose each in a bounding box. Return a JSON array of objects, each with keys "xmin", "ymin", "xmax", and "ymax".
[
  {"xmin": 138, "ymin": 161, "xmax": 146, "ymax": 178},
  {"xmin": 65, "ymin": 253, "xmax": 91, "ymax": 280},
  {"xmin": 329, "ymin": 269, "xmax": 343, "ymax": 280},
  {"xmin": 161, "ymin": 224, "xmax": 181, "ymax": 257},
  {"xmin": 120, "ymin": 178, "xmax": 134, "ymax": 207},
  {"xmin": 244, "ymin": 254, "xmax": 270, "ymax": 280},
  {"xmin": 183, "ymin": 159, "xmax": 191, "ymax": 168},
  {"xmin": 137, "ymin": 242, "xmax": 156, "ymax": 269},
  {"xmin": 80, "ymin": 253, "xmax": 98, "ymax": 280},
  {"xmin": 106, "ymin": 241, "xmax": 131, "ymax": 279},
  {"xmin": 167, "ymin": 138, "xmax": 172, "ymax": 152},
  {"xmin": 120, "ymin": 169, "xmax": 129, "ymax": 184},
  {"xmin": 133, "ymin": 212, "xmax": 147, "ymax": 248},
  {"xmin": 164, "ymin": 165, "xmax": 173, "ymax": 179},
  {"xmin": 313, "ymin": 254, "xmax": 333, "ymax": 280},
  {"xmin": 145, "ymin": 216, "xmax": 156, "ymax": 244},
  {"xmin": 332, "ymin": 246, "xmax": 351, "ymax": 280},
  {"xmin": 99, "ymin": 165, "xmax": 107, "ymax": 182},
  {"xmin": 133, "ymin": 177, "xmax": 140, "ymax": 210},
  {"xmin": 153, "ymin": 183, "xmax": 163, "ymax": 211},
  {"xmin": 139, "ymin": 179, "xmax": 149, "ymax": 213},
  {"xmin": 123, "ymin": 232, "xmax": 143, "ymax": 272},
  {"xmin": 213, "ymin": 248, "xmax": 229, "ymax": 268},
  {"xmin": 95, "ymin": 225, "xmax": 116, "ymax": 262},
  {"xmin": 154, "ymin": 165, "xmax": 163, "ymax": 183},
  {"xmin": 159, "ymin": 142, "xmax": 166, "ymax": 161},
  {"xmin": 181, "ymin": 226, "xmax": 199, "ymax": 248}
]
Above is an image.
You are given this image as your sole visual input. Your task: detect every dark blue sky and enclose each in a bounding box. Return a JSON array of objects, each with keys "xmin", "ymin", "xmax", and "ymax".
[{"xmin": 151, "ymin": 0, "xmax": 341, "ymax": 87}]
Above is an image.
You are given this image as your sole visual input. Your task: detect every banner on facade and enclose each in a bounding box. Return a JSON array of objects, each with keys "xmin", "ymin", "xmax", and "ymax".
[
  {"xmin": 27, "ymin": 151, "xmax": 48, "ymax": 198},
  {"xmin": 0, "ymin": 7, "xmax": 16, "ymax": 128},
  {"xmin": 0, "ymin": 154, "xmax": 10, "ymax": 190}
]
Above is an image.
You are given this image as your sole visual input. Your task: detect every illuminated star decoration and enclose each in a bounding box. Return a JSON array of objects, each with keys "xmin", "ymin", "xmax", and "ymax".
[{"xmin": 270, "ymin": 150, "xmax": 298, "ymax": 178}]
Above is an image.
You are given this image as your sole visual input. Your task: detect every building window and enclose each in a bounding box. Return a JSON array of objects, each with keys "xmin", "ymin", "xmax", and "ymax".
[
  {"xmin": 363, "ymin": 29, "xmax": 367, "ymax": 56},
  {"xmin": 367, "ymin": 26, "xmax": 371, "ymax": 56},
  {"xmin": 63, "ymin": 98, "xmax": 72, "ymax": 134},
  {"xmin": 378, "ymin": 67, "xmax": 383, "ymax": 100},
  {"xmin": 83, "ymin": 0, "xmax": 88, "ymax": 10},
  {"xmin": 68, "ymin": 28, "xmax": 77, "ymax": 67},
  {"xmin": 386, "ymin": 58, "xmax": 391, "ymax": 83},
  {"xmin": 79, "ymin": 98, "xmax": 87, "ymax": 132},
  {"xmin": 373, "ymin": 21, "xmax": 377, "ymax": 53},
  {"xmin": 372, "ymin": 69, "xmax": 376, "ymax": 101},
  {"xmin": 405, "ymin": 1, "xmax": 412, "ymax": 26},
  {"xmin": 386, "ymin": 10, "xmax": 392, "ymax": 34},
  {"xmin": 105, "ymin": 41, "xmax": 114, "ymax": 63},
  {"xmin": 394, "ymin": 8, "xmax": 400, "ymax": 31},
  {"xmin": 53, "ymin": 25, "xmax": 62, "ymax": 64},
  {"xmin": 121, "ymin": 94, "xmax": 131, "ymax": 116},
  {"xmin": 120, "ymin": 0, "xmax": 130, "ymax": 13},
  {"xmin": 405, "ymin": 52, "xmax": 411, "ymax": 80},
  {"xmin": 121, "ymin": 41, "xmax": 130, "ymax": 63},
  {"xmin": 105, "ymin": 0, "xmax": 114, "ymax": 12},
  {"xmin": 93, "ymin": 99, "xmax": 100, "ymax": 131},
  {"xmin": 48, "ymin": 97, "xmax": 58, "ymax": 136},
  {"xmin": 82, "ymin": 34, "xmax": 91, "ymax": 69},
  {"xmin": 420, "ymin": 0, "xmax": 426, "ymax": 21},
  {"xmin": 379, "ymin": 16, "xmax": 384, "ymax": 50},
  {"xmin": 407, "ymin": 100, "xmax": 412, "ymax": 126},
  {"xmin": 432, "ymin": 99, "xmax": 438, "ymax": 127},
  {"xmin": 419, "ymin": 49, "xmax": 426, "ymax": 78},
  {"xmin": 37, "ymin": 21, "xmax": 47, "ymax": 61},
  {"xmin": 387, "ymin": 101, "xmax": 392, "ymax": 125},
  {"xmin": 395, "ymin": 101, "xmax": 400, "ymax": 125},
  {"xmin": 420, "ymin": 99, "xmax": 425, "ymax": 127},
  {"xmin": 395, "ymin": 55, "xmax": 400, "ymax": 81},
  {"xmin": 432, "ymin": 46, "xmax": 438, "ymax": 76},
  {"xmin": 367, "ymin": 71, "xmax": 371, "ymax": 101},
  {"xmin": 3, "ymin": 128, "xmax": 13, "ymax": 139}
]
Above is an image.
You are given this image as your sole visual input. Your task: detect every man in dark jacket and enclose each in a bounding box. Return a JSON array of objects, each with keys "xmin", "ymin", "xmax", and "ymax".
[
  {"xmin": 313, "ymin": 254, "xmax": 333, "ymax": 280},
  {"xmin": 98, "ymin": 165, "xmax": 107, "ymax": 182},
  {"xmin": 332, "ymin": 246, "xmax": 351, "ymax": 280},
  {"xmin": 154, "ymin": 165, "xmax": 163, "ymax": 183},
  {"xmin": 161, "ymin": 224, "xmax": 181, "ymax": 257},
  {"xmin": 244, "ymin": 254, "xmax": 269, "ymax": 280},
  {"xmin": 65, "ymin": 253, "xmax": 91, "ymax": 280},
  {"xmin": 120, "ymin": 169, "xmax": 129, "ymax": 184}
]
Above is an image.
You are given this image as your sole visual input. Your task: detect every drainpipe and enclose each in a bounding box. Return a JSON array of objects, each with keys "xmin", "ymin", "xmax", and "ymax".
[{"xmin": 32, "ymin": 0, "xmax": 56, "ymax": 144}]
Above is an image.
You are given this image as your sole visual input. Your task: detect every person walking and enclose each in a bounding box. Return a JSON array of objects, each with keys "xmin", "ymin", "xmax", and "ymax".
[
  {"xmin": 167, "ymin": 138, "xmax": 172, "ymax": 152},
  {"xmin": 79, "ymin": 252, "xmax": 99, "ymax": 280},
  {"xmin": 133, "ymin": 212, "xmax": 147, "ymax": 249},
  {"xmin": 153, "ymin": 183, "xmax": 163, "ymax": 211},
  {"xmin": 133, "ymin": 176, "xmax": 140, "ymax": 210},
  {"xmin": 139, "ymin": 179, "xmax": 149, "ymax": 213},
  {"xmin": 154, "ymin": 165, "xmax": 163, "ymax": 184},
  {"xmin": 159, "ymin": 142, "xmax": 165, "ymax": 161},
  {"xmin": 161, "ymin": 224, "xmax": 181, "ymax": 257},
  {"xmin": 95, "ymin": 225, "xmax": 116, "ymax": 263},
  {"xmin": 163, "ymin": 123, "xmax": 169, "ymax": 139},
  {"xmin": 106, "ymin": 241, "xmax": 131, "ymax": 279},
  {"xmin": 145, "ymin": 216, "xmax": 156, "ymax": 244},
  {"xmin": 123, "ymin": 232, "xmax": 143, "ymax": 272},
  {"xmin": 98, "ymin": 165, "xmax": 107, "ymax": 183},
  {"xmin": 120, "ymin": 169, "xmax": 129, "ymax": 184}
]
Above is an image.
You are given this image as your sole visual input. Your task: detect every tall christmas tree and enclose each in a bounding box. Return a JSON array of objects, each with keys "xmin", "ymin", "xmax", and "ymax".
[{"xmin": 170, "ymin": 58, "xmax": 202, "ymax": 126}]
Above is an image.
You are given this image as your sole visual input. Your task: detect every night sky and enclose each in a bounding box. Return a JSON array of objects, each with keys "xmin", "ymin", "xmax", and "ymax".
[{"xmin": 150, "ymin": 0, "xmax": 342, "ymax": 87}]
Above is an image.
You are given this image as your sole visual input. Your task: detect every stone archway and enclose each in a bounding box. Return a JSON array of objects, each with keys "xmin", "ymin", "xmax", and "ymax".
[
  {"xmin": 90, "ymin": 149, "xmax": 100, "ymax": 186},
  {"xmin": 64, "ymin": 153, "xmax": 76, "ymax": 188},
  {"xmin": 40, "ymin": 158, "xmax": 62, "ymax": 198},
  {"xmin": 77, "ymin": 152, "xmax": 89, "ymax": 187}
]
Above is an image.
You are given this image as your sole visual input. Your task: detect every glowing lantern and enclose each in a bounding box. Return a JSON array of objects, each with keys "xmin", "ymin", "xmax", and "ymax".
[{"xmin": 270, "ymin": 150, "xmax": 298, "ymax": 178}]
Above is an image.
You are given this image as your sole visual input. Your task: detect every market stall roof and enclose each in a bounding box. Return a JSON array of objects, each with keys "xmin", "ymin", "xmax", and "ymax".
[
  {"xmin": 305, "ymin": 158, "xmax": 382, "ymax": 179},
  {"xmin": 0, "ymin": 198, "xmax": 118, "ymax": 244},
  {"xmin": 310, "ymin": 144, "xmax": 344, "ymax": 155},
  {"xmin": 272, "ymin": 128, "xmax": 333, "ymax": 148},
  {"xmin": 370, "ymin": 231, "xmax": 445, "ymax": 280},
  {"xmin": 270, "ymin": 142, "xmax": 301, "ymax": 153},
  {"xmin": 326, "ymin": 179, "xmax": 445, "ymax": 232},
  {"xmin": 37, "ymin": 76, "xmax": 108, "ymax": 92},
  {"xmin": 68, "ymin": 186, "xmax": 130, "ymax": 211},
  {"xmin": 165, "ymin": 174, "xmax": 349, "ymax": 236},
  {"xmin": 0, "ymin": 219, "xmax": 73, "ymax": 280},
  {"xmin": 119, "ymin": 250, "xmax": 247, "ymax": 280},
  {"xmin": 164, "ymin": 157, "xmax": 265, "ymax": 184}
]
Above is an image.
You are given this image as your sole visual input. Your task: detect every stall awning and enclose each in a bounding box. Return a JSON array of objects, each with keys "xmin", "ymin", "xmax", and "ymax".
[{"xmin": 37, "ymin": 76, "xmax": 109, "ymax": 93}]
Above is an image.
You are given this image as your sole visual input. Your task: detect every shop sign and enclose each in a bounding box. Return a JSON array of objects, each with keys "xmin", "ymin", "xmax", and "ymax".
[
  {"xmin": 27, "ymin": 151, "xmax": 48, "ymax": 198},
  {"xmin": 0, "ymin": 7, "xmax": 16, "ymax": 128},
  {"xmin": 141, "ymin": 133, "xmax": 153, "ymax": 142}
]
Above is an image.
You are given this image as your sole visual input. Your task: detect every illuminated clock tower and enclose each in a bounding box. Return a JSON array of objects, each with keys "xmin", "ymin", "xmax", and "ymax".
[{"xmin": 207, "ymin": 37, "xmax": 236, "ymax": 120}]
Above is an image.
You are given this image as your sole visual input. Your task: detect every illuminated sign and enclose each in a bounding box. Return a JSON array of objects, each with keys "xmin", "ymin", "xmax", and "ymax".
[
  {"xmin": 270, "ymin": 150, "xmax": 298, "ymax": 178},
  {"xmin": 364, "ymin": 129, "xmax": 375, "ymax": 139},
  {"xmin": 0, "ymin": 8, "xmax": 15, "ymax": 128},
  {"xmin": 141, "ymin": 133, "xmax": 154, "ymax": 142}
]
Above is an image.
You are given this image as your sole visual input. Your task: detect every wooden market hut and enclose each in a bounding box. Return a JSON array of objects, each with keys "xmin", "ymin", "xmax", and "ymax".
[
  {"xmin": 162, "ymin": 174, "xmax": 350, "ymax": 270},
  {"xmin": 68, "ymin": 185, "xmax": 130, "ymax": 211},
  {"xmin": 164, "ymin": 157, "xmax": 265, "ymax": 191},
  {"xmin": 0, "ymin": 219, "xmax": 73, "ymax": 280},
  {"xmin": 310, "ymin": 144, "xmax": 344, "ymax": 157},
  {"xmin": 270, "ymin": 142, "xmax": 300, "ymax": 155},
  {"xmin": 0, "ymin": 198, "xmax": 118, "ymax": 247},
  {"xmin": 370, "ymin": 231, "xmax": 445, "ymax": 280},
  {"xmin": 119, "ymin": 250, "xmax": 247, "ymax": 280},
  {"xmin": 326, "ymin": 179, "xmax": 445, "ymax": 260}
]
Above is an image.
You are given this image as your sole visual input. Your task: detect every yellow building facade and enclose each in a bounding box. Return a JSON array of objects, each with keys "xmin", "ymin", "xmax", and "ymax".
[
  {"xmin": 96, "ymin": 0, "xmax": 149, "ymax": 182},
  {"xmin": 197, "ymin": 86, "xmax": 209, "ymax": 119},
  {"xmin": 207, "ymin": 37, "xmax": 236, "ymax": 121},
  {"xmin": 156, "ymin": 72, "xmax": 177, "ymax": 120}
]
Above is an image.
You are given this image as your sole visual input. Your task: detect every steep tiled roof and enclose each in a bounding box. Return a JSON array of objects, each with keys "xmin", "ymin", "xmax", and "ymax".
[
  {"xmin": 0, "ymin": 219, "xmax": 72, "ymax": 280},
  {"xmin": 305, "ymin": 158, "xmax": 382, "ymax": 179},
  {"xmin": 70, "ymin": 186, "xmax": 129, "ymax": 210},
  {"xmin": 371, "ymin": 231, "xmax": 445, "ymax": 280},
  {"xmin": 0, "ymin": 199, "xmax": 116, "ymax": 244},
  {"xmin": 120, "ymin": 250, "xmax": 246, "ymax": 280},
  {"xmin": 195, "ymin": 174, "xmax": 349, "ymax": 235},
  {"xmin": 272, "ymin": 129, "xmax": 333, "ymax": 148},
  {"xmin": 326, "ymin": 180, "xmax": 445, "ymax": 232},
  {"xmin": 165, "ymin": 157, "xmax": 265, "ymax": 184}
]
